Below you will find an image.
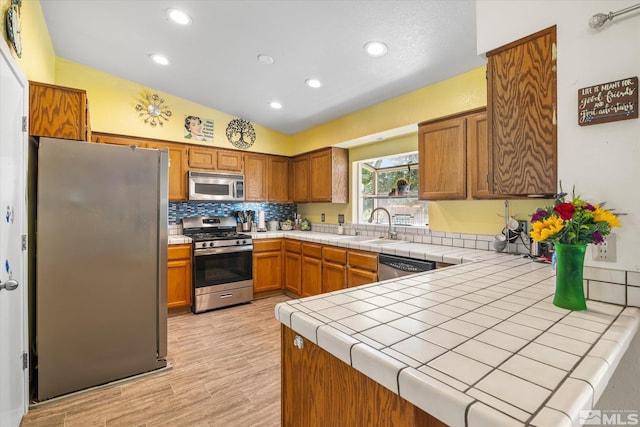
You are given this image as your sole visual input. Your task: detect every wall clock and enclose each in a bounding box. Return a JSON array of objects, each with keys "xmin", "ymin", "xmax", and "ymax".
[
  {"xmin": 226, "ymin": 118, "xmax": 256, "ymax": 149},
  {"xmin": 135, "ymin": 93, "xmax": 172, "ymax": 126},
  {"xmin": 5, "ymin": 0, "xmax": 22, "ymax": 58}
]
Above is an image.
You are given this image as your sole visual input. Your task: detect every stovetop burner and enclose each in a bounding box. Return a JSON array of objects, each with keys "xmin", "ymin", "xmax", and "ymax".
[{"xmin": 188, "ymin": 232, "xmax": 252, "ymax": 242}]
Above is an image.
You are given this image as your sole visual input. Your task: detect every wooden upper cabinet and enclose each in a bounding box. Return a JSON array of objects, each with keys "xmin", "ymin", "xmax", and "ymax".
[
  {"xmin": 268, "ymin": 156, "xmax": 290, "ymax": 202},
  {"xmin": 418, "ymin": 115, "xmax": 467, "ymax": 200},
  {"xmin": 487, "ymin": 26, "xmax": 557, "ymax": 196},
  {"xmin": 29, "ymin": 81, "xmax": 90, "ymax": 141},
  {"xmin": 244, "ymin": 153, "xmax": 268, "ymax": 201},
  {"xmin": 309, "ymin": 148, "xmax": 349, "ymax": 203},
  {"xmin": 467, "ymin": 111, "xmax": 490, "ymax": 199},
  {"xmin": 188, "ymin": 147, "xmax": 217, "ymax": 169},
  {"xmin": 217, "ymin": 149, "xmax": 244, "ymax": 173},
  {"xmin": 292, "ymin": 154, "xmax": 310, "ymax": 202}
]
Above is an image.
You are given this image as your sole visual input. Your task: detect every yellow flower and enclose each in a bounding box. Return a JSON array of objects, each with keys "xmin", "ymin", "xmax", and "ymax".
[
  {"xmin": 593, "ymin": 207, "xmax": 622, "ymax": 228},
  {"xmin": 530, "ymin": 215, "xmax": 564, "ymax": 242}
]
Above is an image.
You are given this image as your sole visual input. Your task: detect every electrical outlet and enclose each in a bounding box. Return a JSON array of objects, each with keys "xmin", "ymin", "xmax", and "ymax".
[
  {"xmin": 592, "ymin": 233, "xmax": 617, "ymax": 262},
  {"xmin": 338, "ymin": 214, "xmax": 344, "ymax": 224},
  {"xmin": 517, "ymin": 220, "xmax": 528, "ymax": 234},
  {"xmin": 321, "ymin": 213, "xmax": 325, "ymax": 223}
]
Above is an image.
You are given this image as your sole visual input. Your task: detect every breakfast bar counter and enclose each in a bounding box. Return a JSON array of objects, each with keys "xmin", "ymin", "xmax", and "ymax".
[{"xmin": 274, "ymin": 254, "xmax": 640, "ymax": 427}]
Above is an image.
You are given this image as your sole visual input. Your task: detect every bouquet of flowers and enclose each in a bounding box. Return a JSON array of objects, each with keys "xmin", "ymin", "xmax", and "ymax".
[{"xmin": 530, "ymin": 186, "xmax": 621, "ymax": 245}]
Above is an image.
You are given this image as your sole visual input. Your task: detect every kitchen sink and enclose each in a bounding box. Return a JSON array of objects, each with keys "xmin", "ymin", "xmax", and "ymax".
[
  {"xmin": 360, "ymin": 238, "xmax": 405, "ymax": 245},
  {"xmin": 334, "ymin": 235, "xmax": 373, "ymax": 242}
]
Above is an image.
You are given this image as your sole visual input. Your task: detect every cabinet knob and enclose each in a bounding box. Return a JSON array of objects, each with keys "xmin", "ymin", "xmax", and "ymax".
[{"xmin": 293, "ymin": 335, "xmax": 304, "ymax": 349}]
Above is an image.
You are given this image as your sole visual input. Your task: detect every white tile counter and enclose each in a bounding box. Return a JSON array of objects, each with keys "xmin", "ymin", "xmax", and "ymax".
[{"xmin": 274, "ymin": 254, "xmax": 640, "ymax": 427}]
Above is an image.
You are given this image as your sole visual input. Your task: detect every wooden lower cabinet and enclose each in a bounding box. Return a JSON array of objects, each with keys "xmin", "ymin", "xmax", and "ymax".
[
  {"xmin": 301, "ymin": 243, "xmax": 323, "ymax": 297},
  {"xmin": 167, "ymin": 244, "xmax": 192, "ymax": 309},
  {"xmin": 253, "ymin": 239, "xmax": 283, "ymax": 293},
  {"xmin": 283, "ymin": 240, "xmax": 302, "ymax": 294},
  {"xmin": 347, "ymin": 250, "xmax": 378, "ymax": 287},
  {"xmin": 282, "ymin": 325, "xmax": 444, "ymax": 427},
  {"xmin": 322, "ymin": 247, "xmax": 347, "ymax": 293}
]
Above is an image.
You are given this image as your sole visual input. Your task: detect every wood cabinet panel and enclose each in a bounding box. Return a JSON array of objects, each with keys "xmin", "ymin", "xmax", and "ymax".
[
  {"xmin": 347, "ymin": 268, "xmax": 378, "ymax": 288},
  {"xmin": 300, "ymin": 242, "xmax": 322, "ymax": 297},
  {"xmin": 309, "ymin": 148, "xmax": 349, "ymax": 203},
  {"xmin": 292, "ymin": 154, "xmax": 309, "ymax": 202},
  {"xmin": 322, "ymin": 246, "xmax": 346, "ymax": 265},
  {"xmin": 167, "ymin": 244, "xmax": 192, "ymax": 309},
  {"xmin": 418, "ymin": 116, "xmax": 466, "ymax": 200},
  {"xmin": 29, "ymin": 81, "xmax": 89, "ymax": 141},
  {"xmin": 188, "ymin": 147, "xmax": 217, "ymax": 169},
  {"xmin": 347, "ymin": 251, "xmax": 378, "ymax": 272},
  {"xmin": 217, "ymin": 149, "xmax": 244, "ymax": 173},
  {"xmin": 253, "ymin": 239, "xmax": 283, "ymax": 293},
  {"xmin": 282, "ymin": 326, "xmax": 443, "ymax": 427},
  {"xmin": 284, "ymin": 251, "xmax": 302, "ymax": 295},
  {"xmin": 244, "ymin": 153, "xmax": 268, "ymax": 201},
  {"xmin": 487, "ymin": 26, "xmax": 557, "ymax": 196},
  {"xmin": 322, "ymin": 262, "xmax": 346, "ymax": 293},
  {"xmin": 268, "ymin": 156, "xmax": 290, "ymax": 202},
  {"xmin": 467, "ymin": 111, "xmax": 490, "ymax": 198}
]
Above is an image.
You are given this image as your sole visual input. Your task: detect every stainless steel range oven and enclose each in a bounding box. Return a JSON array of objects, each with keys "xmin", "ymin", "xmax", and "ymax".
[{"xmin": 182, "ymin": 216, "xmax": 253, "ymax": 313}]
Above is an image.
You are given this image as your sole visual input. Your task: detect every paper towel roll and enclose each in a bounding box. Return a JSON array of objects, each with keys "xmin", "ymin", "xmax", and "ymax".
[{"xmin": 258, "ymin": 210, "xmax": 266, "ymax": 230}]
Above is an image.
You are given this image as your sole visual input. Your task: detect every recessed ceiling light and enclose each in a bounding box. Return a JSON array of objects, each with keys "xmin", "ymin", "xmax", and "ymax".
[
  {"xmin": 257, "ymin": 54, "xmax": 274, "ymax": 65},
  {"xmin": 305, "ymin": 78, "xmax": 322, "ymax": 89},
  {"xmin": 269, "ymin": 101, "xmax": 282, "ymax": 109},
  {"xmin": 364, "ymin": 41, "xmax": 388, "ymax": 57},
  {"xmin": 166, "ymin": 8, "xmax": 191, "ymax": 25},
  {"xmin": 150, "ymin": 54, "xmax": 170, "ymax": 65}
]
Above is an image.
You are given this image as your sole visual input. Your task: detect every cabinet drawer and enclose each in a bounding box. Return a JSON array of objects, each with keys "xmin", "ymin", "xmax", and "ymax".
[
  {"xmin": 348, "ymin": 251, "xmax": 378, "ymax": 272},
  {"xmin": 254, "ymin": 238, "xmax": 282, "ymax": 252},
  {"xmin": 302, "ymin": 242, "xmax": 322, "ymax": 259},
  {"xmin": 284, "ymin": 239, "xmax": 302, "ymax": 253},
  {"xmin": 168, "ymin": 244, "xmax": 191, "ymax": 260},
  {"xmin": 323, "ymin": 246, "xmax": 346, "ymax": 265}
]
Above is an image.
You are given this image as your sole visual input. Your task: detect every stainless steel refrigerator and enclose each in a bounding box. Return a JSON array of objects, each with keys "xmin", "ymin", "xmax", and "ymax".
[{"xmin": 28, "ymin": 137, "xmax": 168, "ymax": 402}]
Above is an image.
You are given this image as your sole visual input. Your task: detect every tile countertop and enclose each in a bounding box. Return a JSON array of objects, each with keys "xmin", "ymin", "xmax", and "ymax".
[{"xmin": 274, "ymin": 253, "xmax": 640, "ymax": 427}]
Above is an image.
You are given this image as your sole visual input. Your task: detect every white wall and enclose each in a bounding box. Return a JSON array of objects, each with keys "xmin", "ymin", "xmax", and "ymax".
[{"xmin": 477, "ymin": 0, "xmax": 640, "ymax": 272}]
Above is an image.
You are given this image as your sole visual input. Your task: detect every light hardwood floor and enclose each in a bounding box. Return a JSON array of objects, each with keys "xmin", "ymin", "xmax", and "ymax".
[{"xmin": 20, "ymin": 294, "xmax": 290, "ymax": 427}]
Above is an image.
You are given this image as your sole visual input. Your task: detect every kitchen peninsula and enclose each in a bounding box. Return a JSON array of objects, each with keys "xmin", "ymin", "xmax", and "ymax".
[{"xmin": 274, "ymin": 244, "xmax": 639, "ymax": 426}]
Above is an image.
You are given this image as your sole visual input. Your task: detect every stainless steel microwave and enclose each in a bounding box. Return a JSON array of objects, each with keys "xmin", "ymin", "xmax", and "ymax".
[{"xmin": 188, "ymin": 171, "xmax": 244, "ymax": 201}]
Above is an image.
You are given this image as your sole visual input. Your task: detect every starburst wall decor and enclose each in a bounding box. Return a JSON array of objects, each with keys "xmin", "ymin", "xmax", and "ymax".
[{"xmin": 135, "ymin": 93, "xmax": 172, "ymax": 126}]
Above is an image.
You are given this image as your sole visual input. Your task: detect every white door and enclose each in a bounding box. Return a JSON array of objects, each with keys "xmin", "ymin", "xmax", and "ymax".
[{"xmin": 0, "ymin": 42, "xmax": 29, "ymax": 426}]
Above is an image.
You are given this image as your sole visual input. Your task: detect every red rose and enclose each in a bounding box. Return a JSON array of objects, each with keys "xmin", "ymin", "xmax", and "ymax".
[{"xmin": 554, "ymin": 202, "xmax": 576, "ymax": 220}]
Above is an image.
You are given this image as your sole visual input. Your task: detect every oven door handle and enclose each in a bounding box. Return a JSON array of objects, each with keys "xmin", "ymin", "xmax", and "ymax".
[{"xmin": 194, "ymin": 245, "xmax": 253, "ymax": 256}]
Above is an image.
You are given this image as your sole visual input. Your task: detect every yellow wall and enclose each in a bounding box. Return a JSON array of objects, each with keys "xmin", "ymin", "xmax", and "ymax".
[
  {"xmin": 2, "ymin": 0, "xmax": 55, "ymax": 82},
  {"xmin": 54, "ymin": 59, "xmax": 291, "ymax": 155}
]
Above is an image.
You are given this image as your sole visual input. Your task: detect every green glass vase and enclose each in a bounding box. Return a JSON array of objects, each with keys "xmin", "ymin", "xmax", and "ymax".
[{"xmin": 553, "ymin": 243, "xmax": 587, "ymax": 310}]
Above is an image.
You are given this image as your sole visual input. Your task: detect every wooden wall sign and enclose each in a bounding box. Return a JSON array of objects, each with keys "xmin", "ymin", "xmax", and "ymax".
[{"xmin": 578, "ymin": 76, "xmax": 638, "ymax": 126}]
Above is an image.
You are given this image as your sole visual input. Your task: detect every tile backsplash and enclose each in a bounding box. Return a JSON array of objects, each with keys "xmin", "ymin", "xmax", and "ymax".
[{"xmin": 169, "ymin": 202, "xmax": 297, "ymax": 225}]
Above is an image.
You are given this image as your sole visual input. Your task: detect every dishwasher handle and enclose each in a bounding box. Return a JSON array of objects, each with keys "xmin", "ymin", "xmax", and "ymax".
[{"xmin": 378, "ymin": 254, "xmax": 435, "ymax": 280}]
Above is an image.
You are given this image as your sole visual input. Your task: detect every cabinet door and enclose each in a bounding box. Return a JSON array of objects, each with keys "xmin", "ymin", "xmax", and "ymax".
[
  {"xmin": 467, "ymin": 111, "xmax": 491, "ymax": 199},
  {"xmin": 268, "ymin": 156, "xmax": 290, "ymax": 202},
  {"xmin": 284, "ymin": 251, "xmax": 302, "ymax": 295},
  {"xmin": 253, "ymin": 251, "xmax": 283, "ymax": 292},
  {"xmin": 146, "ymin": 141, "xmax": 188, "ymax": 201},
  {"xmin": 347, "ymin": 267, "xmax": 377, "ymax": 288},
  {"xmin": 322, "ymin": 262, "xmax": 346, "ymax": 293},
  {"xmin": 418, "ymin": 116, "xmax": 466, "ymax": 200},
  {"xmin": 29, "ymin": 81, "xmax": 88, "ymax": 141},
  {"xmin": 292, "ymin": 154, "xmax": 309, "ymax": 202},
  {"xmin": 301, "ymin": 256, "xmax": 322, "ymax": 297},
  {"xmin": 244, "ymin": 153, "xmax": 268, "ymax": 201},
  {"xmin": 167, "ymin": 258, "xmax": 192, "ymax": 308},
  {"xmin": 309, "ymin": 149, "xmax": 332, "ymax": 202},
  {"xmin": 188, "ymin": 147, "xmax": 217, "ymax": 169},
  {"xmin": 487, "ymin": 26, "xmax": 557, "ymax": 196},
  {"xmin": 217, "ymin": 149, "xmax": 244, "ymax": 173}
]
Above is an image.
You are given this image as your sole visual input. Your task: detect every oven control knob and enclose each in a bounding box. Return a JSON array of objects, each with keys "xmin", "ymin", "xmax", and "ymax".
[
  {"xmin": 236, "ymin": 240, "xmax": 241, "ymax": 245},
  {"xmin": 208, "ymin": 242, "xmax": 214, "ymax": 247},
  {"xmin": 243, "ymin": 240, "xmax": 248, "ymax": 245}
]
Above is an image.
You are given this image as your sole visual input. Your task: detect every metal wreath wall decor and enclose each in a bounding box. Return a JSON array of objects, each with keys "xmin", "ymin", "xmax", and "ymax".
[{"xmin": 226, "ymin": 118, "xmax": 256, "ymax": 149}]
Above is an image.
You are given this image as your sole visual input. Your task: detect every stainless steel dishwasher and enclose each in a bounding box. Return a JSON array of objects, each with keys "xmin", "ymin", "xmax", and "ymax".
[{"xmin": 378, "ymin": 254, "xmax": 436, "ymax": 280}]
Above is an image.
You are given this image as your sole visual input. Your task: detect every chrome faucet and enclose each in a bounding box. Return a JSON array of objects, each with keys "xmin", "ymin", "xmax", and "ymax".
[{"xmin": 368, "ymin": 207, "xmax": 397, "ymax": 240}]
